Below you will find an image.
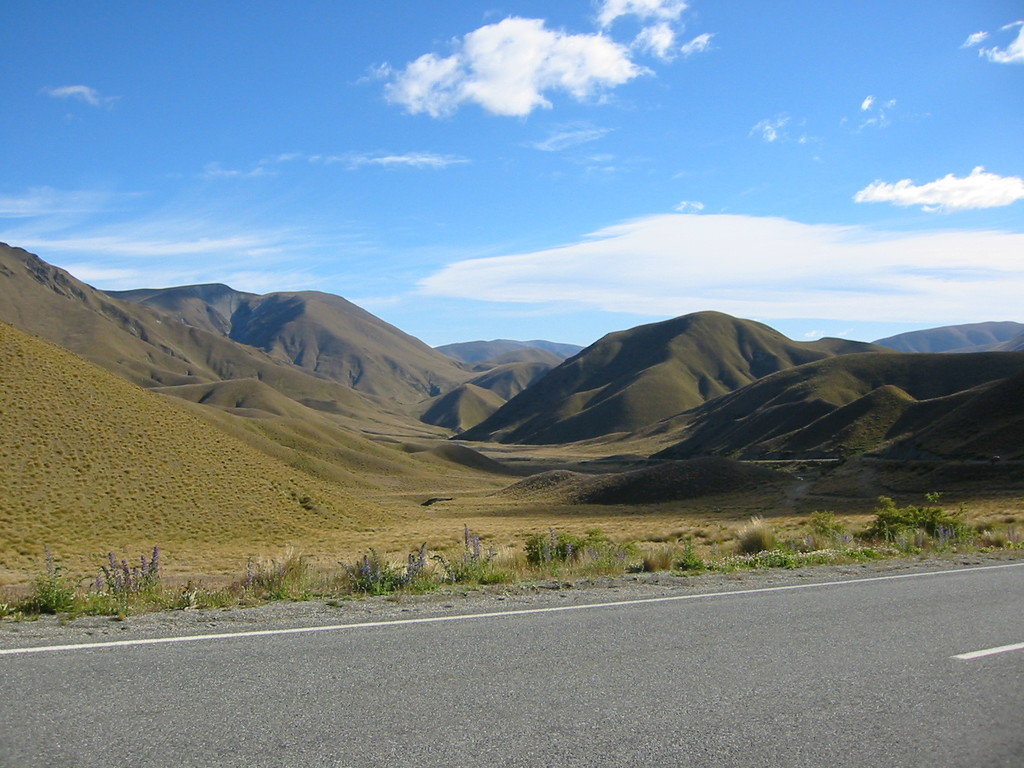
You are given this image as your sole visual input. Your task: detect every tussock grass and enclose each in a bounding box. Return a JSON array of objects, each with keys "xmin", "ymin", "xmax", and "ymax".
[{"xmin": 4, "ymin": 497, "xmax": 1020, "ymax": 620}]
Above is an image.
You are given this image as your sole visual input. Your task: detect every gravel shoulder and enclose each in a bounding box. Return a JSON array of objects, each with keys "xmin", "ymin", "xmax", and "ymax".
[{"xmin": 2, "ymin": 551, "xmax": 1022, "ymax": 652}]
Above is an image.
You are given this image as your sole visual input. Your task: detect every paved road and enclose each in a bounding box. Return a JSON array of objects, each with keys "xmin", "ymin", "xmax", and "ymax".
[{"xmin": 2, "ymin": 563, "xmax": 1022, "ymax": 767}]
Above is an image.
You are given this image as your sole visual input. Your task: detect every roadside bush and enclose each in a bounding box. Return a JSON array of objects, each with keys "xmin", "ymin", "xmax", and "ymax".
[
  {"xmin": 736, "ymin": 516, "xmax": 777, "ymax": 554},
  {"xmin": 525, "ymin": 528, "xmax": 632, "ymax": 568},
  {"xmin": 24, "ymin": 548, "xmax": 75, "ymax": 614},
  {"xmin": 433, "ymin": 527, "xmax": 509, "ymax": 585},
  {"xmin": 864, "ymin": 494, "xmax": 968, "ymax": 542}
]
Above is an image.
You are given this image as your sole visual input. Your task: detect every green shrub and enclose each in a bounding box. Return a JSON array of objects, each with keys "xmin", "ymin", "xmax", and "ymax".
[
  {"xmin": 864, "ymin": 495, "xmax": 968, "ymax": 542},
  {"xmin": 24, "ymin": 548, "xmax": 76, "ymax": 614},
  {"xmin": 524, "ymin": 528, "xmax": 632, "ymax": 571},
  {"xmin": 433, "ymin": 527, "xmax": 509, "ymax": 585}
]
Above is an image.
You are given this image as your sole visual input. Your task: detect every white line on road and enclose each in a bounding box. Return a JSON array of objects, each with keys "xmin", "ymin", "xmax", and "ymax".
[
  {"xmin": 2, "ymin": 561, "xmax": 1023, "ymax": 657},
  {"xmin": 953, "ymin": 642, "xmax": 1024, "ymax": 661}
]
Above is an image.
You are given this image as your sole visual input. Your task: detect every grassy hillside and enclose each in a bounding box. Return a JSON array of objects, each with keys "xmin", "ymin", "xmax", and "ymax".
[
  {"xmin": 111, "ymin": 284, "xmax": 471, "ymax": 403},
  {"xmin": 653, "ymin": 352, "xmax": 1024, "ymax": 460},
  {"xmin": 0, "ymin": 321, "xmax": 392, "ymax": 583},
  {"xmin": 461, "ymin": 311, "xmax": 890, "ymax": 444}
]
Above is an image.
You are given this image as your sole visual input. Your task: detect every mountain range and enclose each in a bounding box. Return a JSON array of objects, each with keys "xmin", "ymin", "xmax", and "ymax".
[{"xmin": 3, "ymin": 241, "xmax": 1023, "ymax": 577}]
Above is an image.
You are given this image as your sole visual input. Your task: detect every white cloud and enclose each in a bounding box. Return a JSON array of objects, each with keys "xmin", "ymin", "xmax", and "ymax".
[
  {"xmin": 854, "ymin": 167, "xmax": 1024, "ymax": 212},
  {"xmin": 531, "ymin": 126, "xmax": 611, "ymax": 151},
  {"xmin": 597, "ymin": 0, "xmax": 689, "ymax": 28},
  {"xmin": 344, "ymin": 152, "xmax": 469, "ymax": 169},
  {"xmin": 981, "ymin": 21, "xmax": 1024, "ymax": 63},
  {"xmin": 43, "ymin": 85, "xmax": 115, "ymax": 107},
  {"xmin": 751, "ymin": 114, "xmax": 789, "ymax": 142},
  {"xmin": 860, "ymin": 95, "xmax": 875, "ymax": 111},
  {"xmin": 963, "ymin": 21, "xmax": 1024, "ymax": 63},
  {"xmin": 384, "ymin": 17, "xmax": 644, "ymax": 117},
  {"xmin": 417, "ymin": 213, "xmax": 1024, "ymax": 325},
  {"xmin": 201, "ymin": 162, "xmax": 272, "ymax": 180},
  {"xmin": 0, "ymin": 187, "xmax": 106, "ymax": 218},
  {"xmin": 962, "ymin": 31, "xmax": 989, "ymax": 48},
  {"xmin": 634, "ymin": 23, "xmax": 676, "ymax": 59},
  {"xmin": 679, "ymin": 32, "xmax": 714, "ymax": 57},
  {"xmin": 673, "ymin": 200, "xmax": 704, "ymax": 212}
]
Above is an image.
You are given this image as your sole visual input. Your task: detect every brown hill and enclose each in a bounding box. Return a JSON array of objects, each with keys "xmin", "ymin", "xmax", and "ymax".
[
  {"xmin": 0, "ymin": 244, "xmax": 403, "ymax": 425},
  {"xmin": 109, "ymin": 284, "xmax": 469, "ymax": 403},
  {"xmin": 420, "ymin": 361, "xmax": 556, "ymax": 432},
  {"xmin": 498, "ymin": 457, "xmax": 787, "ymax": 505},
  {"xmin": 652, "ymin": 352, "xmax": 1024, "ymax": 460},
  {"xmin": 0, "ymin": 320, "xmax": 388, "ymax": 579},
  {"xmin": 460, "ymin": 311, "xmax": 889, "ymax": 444},
  {"xmin": 420, "ymin": 383, "xmax": 508, "ymax": 433}
]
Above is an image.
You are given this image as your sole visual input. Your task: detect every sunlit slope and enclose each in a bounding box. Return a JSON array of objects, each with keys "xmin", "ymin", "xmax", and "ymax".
[
  {"xmin": 0, "ymin": 321, "xmax": 387, "ymax": 575},
  {"xmin": 652, "ymin": 352, "xmax": 1024, "ymax": 460},
  {"xmin": 0, "ymin": 245, "xmax": 414, "ymax": 424},
  {"xmin": 461, "ymin": 311, "xmax": 890, "ymax": 444},
  {"xmin": 110, "ymin": 285, "xmax": 471, "ymax": 403}
]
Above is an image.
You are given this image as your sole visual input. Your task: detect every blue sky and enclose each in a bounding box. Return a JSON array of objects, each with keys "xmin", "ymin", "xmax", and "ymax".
[{"xmin": 2, "ymin": 0, "xmax": 1022, "ymax": 347}]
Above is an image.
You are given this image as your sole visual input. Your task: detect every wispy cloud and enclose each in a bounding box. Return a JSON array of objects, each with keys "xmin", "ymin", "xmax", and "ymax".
[
  {"xmin": 854, "ymin": 95, "xmax": 897, "ymax": 130},
  {"xmin": 751, "ymin": 114, "xmax": 790, "ymax": 142},
  {"xmin": 963, "ymin": 20, "xmax": 1024, "ymax": 63},
  {"xmin": 633, "ymin": 22, "xmax": 676, "ymax": 60},
  {"xmin": 962, "ymin": 31, "xmax": 989, "ymax": 48},
  {"xmin": 854, "ymin": 167, "xmax": 1024, "ymax": 212},
  {"xmin": 0, "ymin": 187, "xmax": 108, "ymax": 218},
  {"xmin": 343, "ymin": 152, "xmax": 469, "ymax": 169},
  {"xmin": 418, "ymin": 213, "xmax": 1024, "ymax": 325},
  {"xmin": 383, "ymin": 17, "xmax": 644, "ymax": 117},
  {"xmin": 42, "ymin": 84, "xmax": 117, "ymax": 107},
  {"xmin": 673, "ymin": 200, "xmax": 704, "ymax": 212},
  {"xmin": 200, "ymin": 162, "xmax": 273, "ymax": 180},
  {"xmin": 597, "ymin": 0, "xmax": 689, "ymax": 28},
  {"xmin": 531, "ymin": 125, "xmax": 611, "ymax": 151},
  {"xmin": 680, "ymin": 32, "xmax": 714, "ymax": 57}
]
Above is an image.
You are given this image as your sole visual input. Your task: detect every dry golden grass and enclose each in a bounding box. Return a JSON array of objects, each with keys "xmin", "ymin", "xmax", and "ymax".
[{"xmin": 0, "ymin": 321, "xmax": 394, "ymax": 584}]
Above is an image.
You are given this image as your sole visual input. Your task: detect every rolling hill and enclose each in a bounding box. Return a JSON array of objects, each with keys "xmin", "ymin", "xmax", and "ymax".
[
  {"xmin": 109, "ymin": 284, "xmax": 470, "ymax": 403},
  {"xmin": 437, "ymin": 339, "xmax": 583, "ymax": 364},
  {"xmin": 0, "ymin": 320, "xmax": 389, "ymax": 580},
  {"xmin": 873, "ymin": 321, "xmax": 1024, "ymax": 353},
  {"xmin": 651, "ymin": 352, "xmax": 1024, "ymax": 461},
  {"xmin": 460, "ymin": 311, "xmax": 891, "ymax": 444}
]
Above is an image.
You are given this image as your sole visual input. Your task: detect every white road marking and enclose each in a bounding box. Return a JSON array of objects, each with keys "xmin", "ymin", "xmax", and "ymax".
[
  {"xmin": 953, "ymin": 642, "xmax": 1024, "ymax": 661},
  {"xmin": 2, "ymin": 561, "xmax": 1022, "ymax": 657}
]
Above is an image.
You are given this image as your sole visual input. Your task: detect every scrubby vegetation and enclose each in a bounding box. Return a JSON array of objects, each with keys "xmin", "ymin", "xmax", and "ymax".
[{"xmin": 1, "ymin": 494, "xmax": 1020, "ymax": 622}]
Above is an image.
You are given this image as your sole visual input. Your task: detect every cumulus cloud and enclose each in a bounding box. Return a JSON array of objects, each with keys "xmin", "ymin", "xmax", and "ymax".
[
  {"xmin": 860, "ymin": 95, "xmax": 875, "ymax": 111},
  {"xmin": 680, "ymin": 32, "xmax": 714, "ymax": 57},
  {"xmin": 384, "ymin": 17, "xmax": 644, "ymax": 117},
  {"xmin": 854, "ymin": 167, "xmax": 1024, "ymax": 212},
  {"xmin": 43, "ymin": 85, "xmax": 115, "ymax": 107},
  {"xmin": 417, "ymin": 213, "xmax": 1024, "ymax": 325},
  {"xmin": 963, "ymin": 20, "xmax": 1024, "ymax": 63}
]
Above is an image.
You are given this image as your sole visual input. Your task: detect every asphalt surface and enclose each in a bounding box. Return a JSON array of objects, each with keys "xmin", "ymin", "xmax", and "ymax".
[{"xmin": 1, "ymin": 561, "xmax": 1022, "ymax": 767}]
